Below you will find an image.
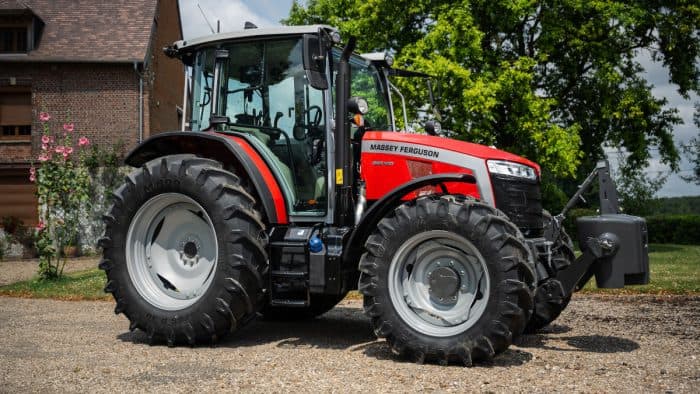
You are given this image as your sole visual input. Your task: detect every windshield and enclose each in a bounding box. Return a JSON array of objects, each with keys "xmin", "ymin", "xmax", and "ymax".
[{"xmin": 190, "ymin": 38, "xmax": 328, "ymax": 215}]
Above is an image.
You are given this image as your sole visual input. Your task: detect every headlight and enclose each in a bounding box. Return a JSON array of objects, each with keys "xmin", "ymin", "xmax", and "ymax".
[
  {"xmin": 487, "ymin": 160, "xmax": 537, "ymax": 180},
  {"xmin": 348, "ymin": 97, "xmax": 369, "ymax": 114}
]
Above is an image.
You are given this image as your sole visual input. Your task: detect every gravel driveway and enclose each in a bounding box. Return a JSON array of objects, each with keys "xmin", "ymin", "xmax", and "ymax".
[{"xmin": 0, "ymin": 294, "xmax": 697, "ymax": 392}]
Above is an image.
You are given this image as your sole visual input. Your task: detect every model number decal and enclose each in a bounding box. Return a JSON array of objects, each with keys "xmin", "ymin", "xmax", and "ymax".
[{"xmin": 368, "ymin": 143, "xmax": 440, "ymax": 159}]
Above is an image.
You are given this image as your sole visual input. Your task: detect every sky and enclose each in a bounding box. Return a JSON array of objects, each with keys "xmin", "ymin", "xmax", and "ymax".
[{"xmin": 179, "ymin": 0, "xmax": 700, "ymax": 197}]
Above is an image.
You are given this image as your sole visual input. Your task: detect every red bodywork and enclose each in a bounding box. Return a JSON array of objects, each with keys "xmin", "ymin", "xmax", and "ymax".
[
  {"xmin": 360, "ymin": 131, "xmax": 540, "ymax": 202},
  {"xmin": 221, "ymin": 134, "xmax": 289, "ymax": 224},
  {"xmin": 216, "ymin": 130, "xmax": 539, "ymax": 224}
]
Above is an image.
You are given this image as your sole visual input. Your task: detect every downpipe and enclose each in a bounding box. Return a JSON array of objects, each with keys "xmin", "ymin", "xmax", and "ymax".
[
  {"xmin": 133, "ymin": 62, "xmax": 144, "ymax": 143},
  {"xmin": 334, "ymin": 37, "xmax": 356, "ymax": 227}
]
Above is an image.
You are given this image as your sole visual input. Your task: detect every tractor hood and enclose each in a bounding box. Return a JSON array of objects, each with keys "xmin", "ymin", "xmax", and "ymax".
[{"xmin": 362, "ymin": 131, "xmax": 541, "ymax": 175}]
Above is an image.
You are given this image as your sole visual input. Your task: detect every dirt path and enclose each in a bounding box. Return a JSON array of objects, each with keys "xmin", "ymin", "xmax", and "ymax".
[
  {"xmin": 0, "ymin": 294, "xmax": 697, "ymax": 392},
  {"xmin": 0, "ymin": 257, "xmax": 98, "ymax": 286}
]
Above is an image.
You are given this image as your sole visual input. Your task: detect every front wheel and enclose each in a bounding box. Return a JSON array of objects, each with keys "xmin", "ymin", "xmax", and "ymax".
[{"xmin": 359, "ymin": 196, "xmax": 534, "ymax": 365}]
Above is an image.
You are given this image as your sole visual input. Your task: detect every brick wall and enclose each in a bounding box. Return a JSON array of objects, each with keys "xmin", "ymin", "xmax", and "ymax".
[
  {"xmin": 146, "ymin": 0, "xmax": 185, "ymax": 135},
  {"xmin": 0, "ymin": 143, "xmax": 32, "ymax": 164},
  {"xmin": 0, "ymin": 62, "xmax": 141, "ymax": 163}
]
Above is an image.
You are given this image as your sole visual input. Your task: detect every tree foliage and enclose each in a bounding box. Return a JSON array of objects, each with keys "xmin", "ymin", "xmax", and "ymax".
[{"xmin": 285, "ymin": 0, "xmax": 699, "ymax": 179}]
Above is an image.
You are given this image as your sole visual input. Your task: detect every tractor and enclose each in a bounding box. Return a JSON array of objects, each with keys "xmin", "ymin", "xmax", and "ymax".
[{"xmin": 100, "ymin": 25, "xmax": 649, "ymax": 365}]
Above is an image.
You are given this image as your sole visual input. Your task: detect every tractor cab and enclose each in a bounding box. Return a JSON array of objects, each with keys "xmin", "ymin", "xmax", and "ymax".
[{"xmin": 176, "ymin": 25, "xmax": 393, "ymax": 223}]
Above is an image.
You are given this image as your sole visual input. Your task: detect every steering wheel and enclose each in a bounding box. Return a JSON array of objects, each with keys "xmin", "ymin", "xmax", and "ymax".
[
  {"xmin": 306, "ymin": 105, "xmax": 323, "ymax": 127},
  {"xmin": 294, "ymin": 105, "xmax": 324, "ymax": 141}
]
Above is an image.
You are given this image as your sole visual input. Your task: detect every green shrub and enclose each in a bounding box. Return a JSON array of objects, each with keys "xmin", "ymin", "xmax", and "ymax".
[{"xmin": 645, "ymin": 215, "xmax": 700, "ymax": 245}]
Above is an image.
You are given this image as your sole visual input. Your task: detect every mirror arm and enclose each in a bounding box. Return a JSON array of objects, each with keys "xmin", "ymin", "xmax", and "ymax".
[{"xmin": 389, "ymin": 81, "xmax": 409, "ymax": 131}]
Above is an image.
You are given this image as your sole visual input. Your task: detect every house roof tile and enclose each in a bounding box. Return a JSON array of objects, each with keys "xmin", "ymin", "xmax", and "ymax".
[{"xmin": 0, "ymin": 0, "xmax": 159, "ymax": 63}]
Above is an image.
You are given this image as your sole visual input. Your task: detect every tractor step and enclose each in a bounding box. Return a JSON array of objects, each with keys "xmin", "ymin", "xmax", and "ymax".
[
  {"xmin": 269, "ymin": 299, "xmax": 310, "ymax": 308},
  {"xmin": 268, "ymin": 227, "xmax": 315, "ymax": 308},
  {"xmin": 271, "ymin": 270, "xmax": 308, "ymax": 279}
]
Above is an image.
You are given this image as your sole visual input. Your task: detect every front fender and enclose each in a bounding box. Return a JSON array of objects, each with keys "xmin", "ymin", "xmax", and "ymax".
[{"xmin": 343, "ymin": 173, "xmax": 476, "ymax": 267}]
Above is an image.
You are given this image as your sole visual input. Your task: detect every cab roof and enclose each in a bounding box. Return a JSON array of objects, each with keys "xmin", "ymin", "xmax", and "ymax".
[{"xmin": 173, "ymin": 24, "xmax": 336, "ymax": 52}]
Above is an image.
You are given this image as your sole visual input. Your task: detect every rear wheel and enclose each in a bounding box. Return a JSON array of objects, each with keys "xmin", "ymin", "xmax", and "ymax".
[
  {"xmin": 359, "ymin": 196, "xmax": 534, "ymax": 365},
  {"xmin": 99, "ymin": 155, "xmax": 268, "ymax": 345},
  {"xmin": 525, "ymin": 211, "xmax": 576, "ymax": 332}
]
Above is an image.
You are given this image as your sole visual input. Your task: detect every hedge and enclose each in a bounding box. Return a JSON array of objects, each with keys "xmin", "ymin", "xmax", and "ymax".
[{"xmin": 645, "ymin": 215, "xmax": 700, "ymax": 245}]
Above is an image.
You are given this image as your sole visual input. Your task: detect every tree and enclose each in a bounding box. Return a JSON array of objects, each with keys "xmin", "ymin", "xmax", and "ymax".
[
  {"xmin": 613, "ymin": 152, "xmax": 666, "ymax": 216},
  {"xmin": 285, "ymin": 0, "xmax": 699, "ymax": 180}
]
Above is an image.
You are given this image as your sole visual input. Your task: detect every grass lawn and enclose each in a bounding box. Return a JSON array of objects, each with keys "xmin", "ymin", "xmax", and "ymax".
[
  {"xmin": 0, "ymin": 268, "xmax": 110, "ymax": 301},
  {"xmin": 0, "ymin": 244, "xmax": 697, "ymax": 301}
]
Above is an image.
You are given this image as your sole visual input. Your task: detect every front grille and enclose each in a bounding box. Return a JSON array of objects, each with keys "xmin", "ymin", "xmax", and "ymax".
[{"xmin": 490, "ymin": 174, "xmax": 543, "ymax": 237}]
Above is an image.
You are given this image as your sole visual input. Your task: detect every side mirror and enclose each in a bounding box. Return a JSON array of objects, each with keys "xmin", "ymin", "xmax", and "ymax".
[
  {"xmin": 303, "ymin": 34, "xmax": 328, "ymax": 90},
  {"xmin": 425, "ymin": 120, "xmax": 441, "ymax": 136}
]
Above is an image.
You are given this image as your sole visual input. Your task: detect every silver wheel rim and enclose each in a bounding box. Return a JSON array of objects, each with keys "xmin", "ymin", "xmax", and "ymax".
[
  {"xmin": 126, "ymin": 193, "xmax": 218, "ymax": 311},
  {"xmin": 388, "ymin": 230, "xmax": 490, "ymax": 337}
]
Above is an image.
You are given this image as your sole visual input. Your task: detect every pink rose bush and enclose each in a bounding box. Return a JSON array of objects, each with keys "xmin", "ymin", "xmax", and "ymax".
[{"xmin": 30, "ymin": 112, "xmax": 91, "ymax": 279}]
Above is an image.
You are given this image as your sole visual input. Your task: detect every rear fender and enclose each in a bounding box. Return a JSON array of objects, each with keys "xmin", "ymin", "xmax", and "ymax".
[
  {"xmin": 125, "ymin": 131, "xmax": 288, "ymax": 224},
  {"xmin": 343, "ymin": 173, "xmax": 476, "ymax": 268}
]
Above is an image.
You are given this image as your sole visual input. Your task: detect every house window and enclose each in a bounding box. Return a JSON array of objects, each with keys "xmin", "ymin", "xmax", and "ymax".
[
  {"xmin": 0, "ymin": 89, "xmax": 31, "ymax": 141},
  {"xmin": 0, "ymin": 27, "xmax": 28, "ymax": 53}
]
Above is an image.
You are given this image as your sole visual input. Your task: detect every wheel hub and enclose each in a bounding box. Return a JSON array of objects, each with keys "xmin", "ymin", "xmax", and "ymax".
[
  {"xmin": 179, "ymin": 235, "xmax": 202, "ymax": 267},
  {"xmin": 389, "ymin": 230, "xmax": 491, "ymax": 337},
  {"xmin": 126, "ymin": 193, "xmax": 218, "ymax": 311},
  {"xmin": 183, "ymin": 241, "xmax": 197, "ymax": 258},
  {"xmin": 428, "ymin": 266, "xmax": 461, "ymax": 304}
]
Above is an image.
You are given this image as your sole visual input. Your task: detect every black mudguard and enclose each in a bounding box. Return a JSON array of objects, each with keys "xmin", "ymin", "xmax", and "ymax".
[
  {"xmin": 124, "ymin": 131, "xmax": 283, "ymax": 223},
  {"xmin": 343, "ymin": 173, "xmax": 476, "ymax": 268}
]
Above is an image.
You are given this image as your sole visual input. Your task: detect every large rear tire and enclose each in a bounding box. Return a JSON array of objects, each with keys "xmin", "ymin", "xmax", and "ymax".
[
  {"xmin": 99, "ymin": 155, "xmax": 267, "ymax": 345},
  {"xmin": 359, "ymin": 196, "xmax": 534, "ymax": 365},
  {"xmin": 525, "ymin": 210, "xmax": 576, "ymax": 332}
]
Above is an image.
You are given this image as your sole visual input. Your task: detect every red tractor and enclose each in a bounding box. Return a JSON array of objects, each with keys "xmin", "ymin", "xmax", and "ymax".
[{"xmin": 100, "ymin": 25, "xmax": 649, "ymax": 365}]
